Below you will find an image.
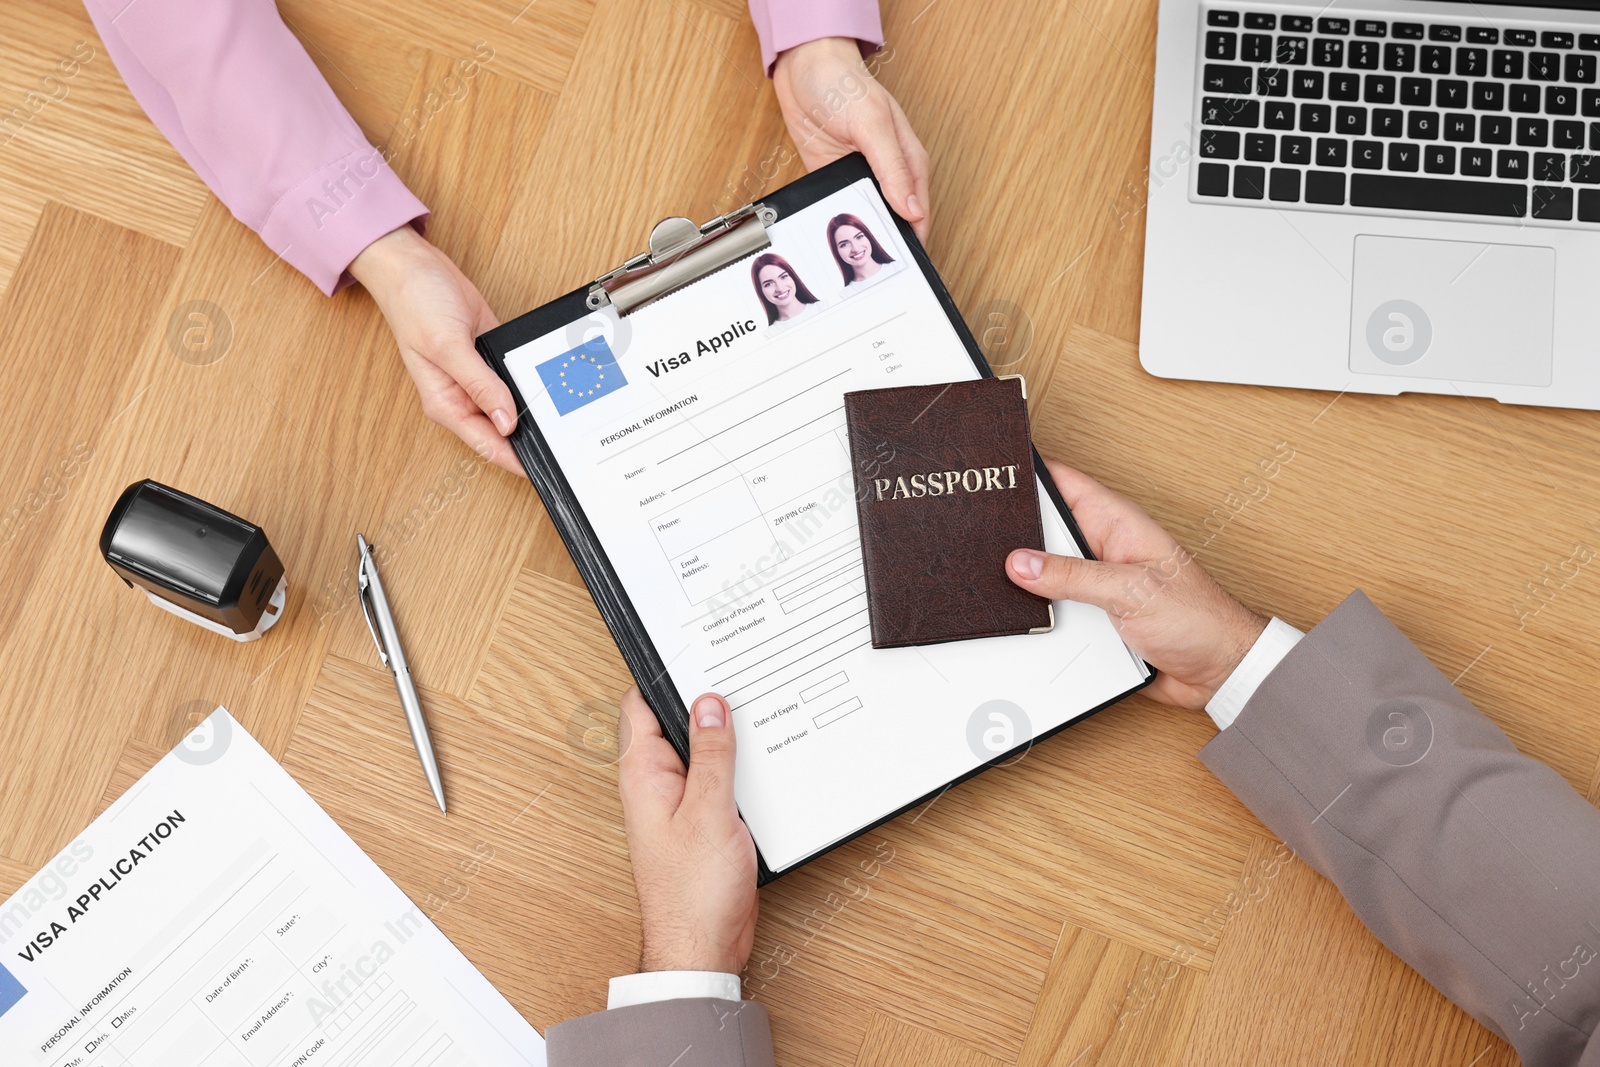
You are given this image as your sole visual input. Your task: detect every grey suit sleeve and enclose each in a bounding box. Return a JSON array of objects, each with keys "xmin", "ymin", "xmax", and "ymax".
[
  {"xmin": 1200, "ymin": 590, "xmax": 1600, "ymax": 1066},
  {"xmin": 546, "ymin": 998, "xmax": 775, "ymax": 1067}
]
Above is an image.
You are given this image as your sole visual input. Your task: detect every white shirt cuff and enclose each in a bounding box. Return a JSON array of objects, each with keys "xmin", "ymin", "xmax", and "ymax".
[
  {"xmin": 606, "ymin": 970, "xmax": 743, "ymax": 1009},
  {"xmin": 1204, "ymin": 617, "xmax": 1304, "ymax": 731}
]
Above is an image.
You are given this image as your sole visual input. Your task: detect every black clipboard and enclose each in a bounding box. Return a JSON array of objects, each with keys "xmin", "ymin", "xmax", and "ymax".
[{"xmin": 477, "ymin": 154, "xmax": 1154, "ymax": 884}]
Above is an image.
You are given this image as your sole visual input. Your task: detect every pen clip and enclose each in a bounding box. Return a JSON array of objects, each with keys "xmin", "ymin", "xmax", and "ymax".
[{"xmin": 356, "ymin": 550, "xmax": 389, "ymax": 667}]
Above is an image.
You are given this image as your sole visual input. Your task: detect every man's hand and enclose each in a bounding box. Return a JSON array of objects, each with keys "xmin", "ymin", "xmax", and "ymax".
[
  {"xmin": 773, "ymin": 37, "xmax": 931, "ymax": 243},
  {"xmin": 1006, "ymin": 461, "xmax": 1269, "ymax": 710},
  {"xmin": 350, "ymin": 225, "xmax": 521, "ymax": 474},
  {"xmin": 618, "ymin": 687, "xmax": 758, "ymax": 975}
]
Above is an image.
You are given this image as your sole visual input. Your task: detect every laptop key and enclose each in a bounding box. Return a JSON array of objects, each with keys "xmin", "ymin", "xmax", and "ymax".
[
  {"xmin": 1583, "ymin": 33, "xmax": 1600, "ymax": 52},
  {"xmin": 1505, "ymin": 29, "xmax": 1537, "ymax": 47},
  {"xmin": 1317, "ymin": 137, "xmax": 1348, "ymax": 166},
  {"xmin": 1374, "ymin": 109, "xmax": 1405, "ymax": 137},
  {"xmin": 1547, "ymin": 86, "xmax": 1578, "ymax": 116},
  {"xmin": 1330, "ymin": 72, "xmax": 1361, "ymax": 100},
  {"xmin": 1293, "ymin": 71, "xmax": 1325, "ymax": 98},
  {"xmin": 1568, "ymin": 54, "xmax": 1597, "ymax": 83},
  {"xmin": 1388, "ymin": 143, "xmax": 1427, "ymax": 171},
  {"xmin": 1494, "ymin": 50, "xmax": 1524, "ymax": 79},
  {"xmin": 1572, "ymin": 154, "xmax": 1600, "ymax": 182},
  {"xmin": 1281, "ymin": 135, "xmax": 1312, "ymax": 164},
  {"xmin": 1366, "ymin": 75, "xmax": 1397, "ymax": 104},
  {"xmin": 1319, "ymin": 18, "xmax": 1350, "ymax": 35},
  {"xmin": 1429, "ymin": 25, "xmax": 1462, "ymax": 43},
  {"xmin": 1245, "ymin": 132, "xmax": 1276, "ymax": 161},
  {"xmin": 1306, "ymin": 170, "xmax": 1346, "ymax": 204},
  {"xmin": 1197, "ymin": 161, "xmax": 1231, "ymax": 197},
  {"xmin": 1408, "ymin": 111, "xmax": 1440, "ymax": 140},
  {"xmin": 1300, "ymin": 104, "xmax": 1332, "ymax": 132},
  {"xmin": 1353, "ymin": 140, "xmax": 1384, "ymax": 168},
  {"xmin": 1350, "ymin": 40, "xmax": 1380, "ymax": 69},
  {"xmin": 1245, "ymin": 12, "xmax": 1276, "ymax": 30},
  {"xmin": 1258, "ymin": 68, "xmax": 1289, "ymax": 96},
  {"xmin": 1457, "ymin": 47, "xmax": 1487, "ymax": 77},
  {"xmin": 1535, "ymin": 151, "xmax": 1565, "ymax": 181},
  {"xmin": 1401, "ymin": 77, "xmax": 1432, "ymax": 106},
  {"xmin": 1393, "ymin": 23, "xmax": 1424, "ymax": 40},
  {"xmin": 1244, "ymin": 34, "xmax": 1273, "ymax": 62},
  {"xmin": 1314, "ymin": 39, "xmax": 1344, "ymax": 67},
  {"xmin": 1425, "ymin": 146, "xmax": 1456, "ymax": 173},
  {"xmin": 1533, "ymin": 185, "xmax": 1574, "ymax": 220},
  {"xmin": 1420, "ymin": 46, "xmax": 1451, "ymax": 74},
  {"xmin": 1278, "ymin": 37, "xmax": 1309, "ymax": 65},
  {"xmin": 1207, "ymin": 10, "xmax": 1240, "ymax": 27},
  {"xmin": 1204, "ymin": 64, "xmax": 1255, "ymax": 94},
  {"xmin": 1350, "ymin": 173, "xmax": 1527, "ymax": 215},
  {"xmin": 1510, "ymin": 84, "xmax": 1541, "ymax": 113},
  {"xmin": 1283, "ymin": 15, "xmax": 1313, "ymax": 33},
  {"xmin": 1585, "ymin": 89, "xmax": 1600, "ymax": 116},
  {"xmin": 1542, "ymin": 31, "xmax": 1574, "ymax": 50},
  {"xmin": 1388, "ymin": 143, "xmax": 1420, "ymax": 171},
  {"xmin": 1437, "ymin": 80, "xmax": 1468, "ymax": 109},
  {"xmin": 1201, "ymin": 130, "xmax": 1242, "ymax": 159},
  {"xmin": 1202, "ymin": 97, "xmax": 1261, "ymax": 127},
  {"xmin": 1473, "ymin": 82, "xmax": 1504, "ymax": 110},
  {"xmin": 1556, "ymin": 120, "xmax": 1586, "ymax": 148},
  {"xmin": 1336, "ymin": 106, "xmax": 1368, "ymax": 135},
  {"xmin": 1385, "ymin": 43, "xmax": 1417, "ymax": 72},
  {"xmin": 1444, "ymin": 113, "xmax": 1476, "ymax": 141},
  {"xmin": 1206, "ymin": 32, "xmax": 1239, "ymax": 61},
  {"xmin": 1497, "ymin": 149, "xmax": 1529, "ymax": 178},
  {"xmin": 1592, "ymin": 120, "xmax": 1600, "ymax": 147},
  {"xmin": 1461, "ymin": 146, "xmax": 1493, "ymax": 175},
  {"xmin": 1265, "ymin": 101, "xmax": 1295, "ymax": 128},
  {"xmin": 1517, "ymin": 117, "xmax": 1549, "ymax": 146},
  {"xmin": 1269, "ymin": 168, "xmax": 1301, "ymax": 201},
  {"xmin": 1529, "ymin": 52, "xmax": 1561, "ymax": 81},
  {"xmin": 1468, "ymin": 27, "xmax": 1499, "ymax": 45},
  {"xmin": 1582, "ymin": 189, "xmax": 1600, "ymax": 221},
  {"xmin": 1481, "ymin": 114, "xmax": 1513, "ymax": 143},
  {"xmin": 1234, "ymin": 164, "xmax": 1267, "ymax": 198}
]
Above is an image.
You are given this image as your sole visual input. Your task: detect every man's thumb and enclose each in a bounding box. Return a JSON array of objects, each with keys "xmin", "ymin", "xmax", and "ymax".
[
  {"xmin": 1007, "ymin": 549, "xmax": 1130, "ymax": 615},
  {"xmin": 684, "ymin": 693, "xmax": 737, "ymax": 809}
]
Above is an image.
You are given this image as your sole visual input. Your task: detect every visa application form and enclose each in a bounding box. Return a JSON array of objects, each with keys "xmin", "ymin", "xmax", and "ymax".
[
  {"xmin": 0, "ymin": 709, "xmax": 544, "ymax": 1067},
  {"xmin": 503, "ymin": 178, "xmax": 1151, "ymax": 873}
]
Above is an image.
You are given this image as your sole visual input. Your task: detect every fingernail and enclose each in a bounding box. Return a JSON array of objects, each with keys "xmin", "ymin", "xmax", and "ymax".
[
  {"xmin": 693, "ymin": 694, "xmax": 725, "ymax": 729},
  {"xmin": 906, "ymin": 194, "xmax": 924, "ymax": 218},
  {"xmin": 491, "ymin": 408, "xmax": 514, "ymax": 435},
  {"xmin": 1011, "ymin": 550, "xmax": 1044, "ymax": 580}
]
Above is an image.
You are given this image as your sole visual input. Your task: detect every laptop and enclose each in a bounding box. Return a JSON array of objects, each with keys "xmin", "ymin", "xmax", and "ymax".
[{"xmin": 1143, "ymin": 0, "xmax": 1600, "ymax": 407}]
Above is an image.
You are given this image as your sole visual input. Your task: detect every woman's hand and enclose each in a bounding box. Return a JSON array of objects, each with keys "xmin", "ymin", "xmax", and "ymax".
[
  {"xmin": 1006, "ymin": 461, "xmax": 1269, "ymax": 710},
  {"xmin": 772, "ymin": 37, "xmax": 931, "ymax": 243},
  {"xmin": 618, "ymin": 687, "xmax": 759, "ymax": 975},
  {"xmin": 350, "ymin": 225, "xmax": 521, "ymax": 474}
]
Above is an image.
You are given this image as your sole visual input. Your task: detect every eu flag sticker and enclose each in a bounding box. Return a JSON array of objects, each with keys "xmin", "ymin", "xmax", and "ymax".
[
  {"xmin": 536, "ymin": 337, "xmax": 627, "ymax": 415},
  {"xmin": 0, "ymin": 961, "xmax": 25, "ymax": 1018}
]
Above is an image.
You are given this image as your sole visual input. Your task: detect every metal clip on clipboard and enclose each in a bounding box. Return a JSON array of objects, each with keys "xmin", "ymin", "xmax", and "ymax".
[{"xmin": 587, "ymin": 202, "xmax": 778, "ymax": 316}]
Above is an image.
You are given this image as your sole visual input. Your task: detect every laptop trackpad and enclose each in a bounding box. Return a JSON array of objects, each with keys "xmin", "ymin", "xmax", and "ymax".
[{"xmin": 1349, "ymin": 235, "xmax": 1553, "ymax": 387}]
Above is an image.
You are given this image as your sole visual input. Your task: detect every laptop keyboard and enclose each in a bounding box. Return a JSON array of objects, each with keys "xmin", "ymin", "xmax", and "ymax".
[{"xmin": 1195, "ymin": 7, "xmax": 1600, "ymax": 225}]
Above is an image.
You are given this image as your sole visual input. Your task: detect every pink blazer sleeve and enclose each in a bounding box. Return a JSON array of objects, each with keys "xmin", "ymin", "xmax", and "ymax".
[
  {"xmin": 747, "ymin": 0, "xmax": 885, "ymax": 76},
  {"xmin": 83, "ymin": 0, "xmax": 428, "ymax": 295}
]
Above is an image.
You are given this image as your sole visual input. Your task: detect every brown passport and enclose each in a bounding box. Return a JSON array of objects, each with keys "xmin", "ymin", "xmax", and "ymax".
[{"xmin": 844, "ymin": 376, "xmax": 1053, "ymax": 648}]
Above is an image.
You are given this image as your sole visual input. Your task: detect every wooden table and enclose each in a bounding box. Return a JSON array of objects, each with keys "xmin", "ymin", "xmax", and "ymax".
[{"xmin": 3, "ymin": 1, "xmax": 1593, "ymax": 1063}]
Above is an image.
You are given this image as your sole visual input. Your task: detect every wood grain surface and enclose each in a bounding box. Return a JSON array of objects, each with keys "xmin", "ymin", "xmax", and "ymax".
[{"xmin": 1, "ymin": 1, "xmax": 1587, "ymax": 1064}]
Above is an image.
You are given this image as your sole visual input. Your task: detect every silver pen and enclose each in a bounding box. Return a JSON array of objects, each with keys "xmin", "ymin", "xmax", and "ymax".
[{"xmin": 356, "ymin": 534, "xmax": 447, "ymax": 813}]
